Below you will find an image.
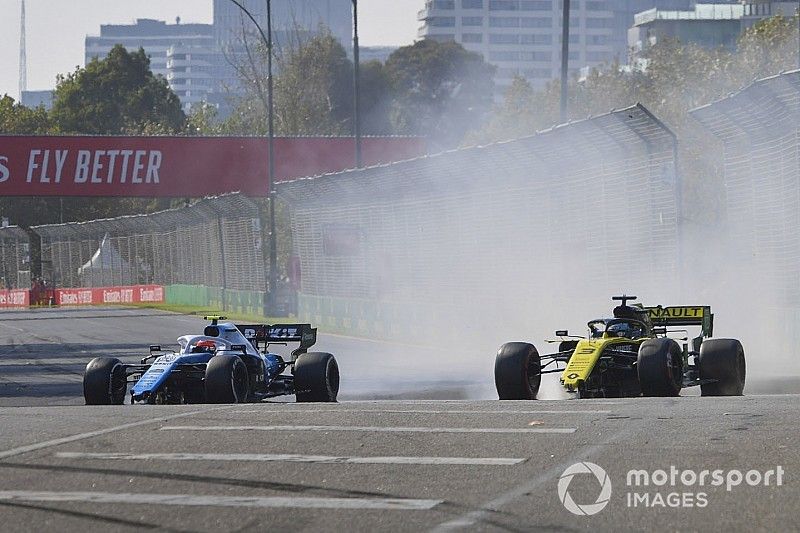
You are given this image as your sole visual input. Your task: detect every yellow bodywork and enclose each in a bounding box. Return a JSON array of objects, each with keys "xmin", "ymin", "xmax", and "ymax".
[{"xmin": 560, "ymin": 335, "xmax": 643, "ymax": 391}]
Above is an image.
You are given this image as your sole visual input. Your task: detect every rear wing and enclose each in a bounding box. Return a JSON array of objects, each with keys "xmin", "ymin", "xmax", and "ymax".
[
  {"xmin": 645, "ymin": 306, "xmax": 713, "ymax": 337},
  {"xmin": 235, "ymin": 323, "xmax": 317, "ymax": 354}
]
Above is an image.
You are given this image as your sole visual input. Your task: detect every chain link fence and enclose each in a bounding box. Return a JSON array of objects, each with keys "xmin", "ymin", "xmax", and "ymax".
[
  {"xmin": 278, "ymin": 104, "xmax": 680, "ymax": 340},
  {"xmin": 32, "ymin": 194, "xmax": 266, "ymax": 292},
  {"xmin": 0, "ymin": 226, "xmax": 31, "ymax": 289}
]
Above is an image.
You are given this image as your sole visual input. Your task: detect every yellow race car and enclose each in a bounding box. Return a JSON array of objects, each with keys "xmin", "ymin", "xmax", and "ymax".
[{"xmin": 494, "ymin": 295, "xmax": 746, "ymax": 399}]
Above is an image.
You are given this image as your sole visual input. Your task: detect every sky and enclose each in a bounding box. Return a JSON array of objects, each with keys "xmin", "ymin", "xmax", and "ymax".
[{"xmin": 0, "ymin": 0, "xmax": 423, "ymax": 99}]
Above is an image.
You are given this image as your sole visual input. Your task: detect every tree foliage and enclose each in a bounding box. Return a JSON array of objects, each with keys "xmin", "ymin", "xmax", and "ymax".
[
  {"xmin": 50, "ymin": 45, "xmax": 185, "ymax": 135},
  {"xmin": 0, "ymin": 95, "xmax": 52, "ymax": 134},
  {"xmin": 384, "ymin": 39, "xmax": 495, "ymax": 147}
]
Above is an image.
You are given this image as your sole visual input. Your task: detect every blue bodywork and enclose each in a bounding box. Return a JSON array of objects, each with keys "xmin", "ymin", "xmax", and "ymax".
[{"xmin": 129, "ymin": 323, "xmax": 286, "ymax": 404}]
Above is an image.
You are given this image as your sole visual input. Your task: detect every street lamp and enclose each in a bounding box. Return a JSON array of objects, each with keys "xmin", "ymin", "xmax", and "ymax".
[
  {"xmin": 560, "ymin": 0, "xmax": 571, "ymax": 123},
  {"xmin": 352, "ymin": 0, "xmax": 362, "ymax": 168},
  {"xmin": 228, "ymin": 0, "xmax": 278, "ymax": 313}
]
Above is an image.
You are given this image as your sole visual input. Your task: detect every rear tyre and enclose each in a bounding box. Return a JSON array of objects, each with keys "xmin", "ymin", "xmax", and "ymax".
[
  {"xmin": 638, "ymin": 338, "xmax": 683, "ymax": 397},
  {"xmin": 205, "ymin": 355, "xmax": 250, "ymax": 403},
  {"xmin": 495, "ymin": 342, "xmax": 541, "ymax": 400},
  {"xmin": 699, "ymin": 339, "xmax": 746, "ymax": 396},
  {"xmin": 294, "ymin": 352, "xmax": 339, "ymax": 402},
  {"xmin": 84, "ymin": 357, "xmax": 127, "ymax": 405}
]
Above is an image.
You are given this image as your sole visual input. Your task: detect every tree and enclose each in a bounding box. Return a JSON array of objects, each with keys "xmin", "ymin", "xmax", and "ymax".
[
  {"xmin": 384, "ymin": 40, "xmax": 496, "ymax": 147},
  {"xmin": 50, "ymin": 45, "xmax": 185, "ymax": 135},
  {"xmin": 0, "ymin": 95, "xmax": 52, "ymax": 134}
]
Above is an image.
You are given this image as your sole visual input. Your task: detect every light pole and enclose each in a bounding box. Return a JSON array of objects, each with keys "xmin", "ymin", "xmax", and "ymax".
[
  {"xmin": 352, "ymin": 0, "xmax": 362, "ymax": 168},
  {"xmin": 228, "ymin": 0, "xmax": 277, "ymax": 313},
  {"xmin": 560, "ymin": 0, "xmax": 571, "ymax": 123}
]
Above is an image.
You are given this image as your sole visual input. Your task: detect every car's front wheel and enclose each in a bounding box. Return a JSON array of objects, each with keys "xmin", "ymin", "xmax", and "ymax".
[
  {"xmin": 638, "ymin": 338, "xmax": 683, "ymax": 397},
  {"xmin": 84, "ymin": 357, "xmax": 127, "ymax": 405},
  {"xmin": 495, "ymin": 342, "xmax": 541, "ymax": 400},
  {"xmin": 205, "ymin": 355, "xmax": 250, "ymax": 403}
]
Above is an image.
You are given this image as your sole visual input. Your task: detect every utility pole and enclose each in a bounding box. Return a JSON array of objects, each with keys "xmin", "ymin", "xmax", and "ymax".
[
  {"xmin": 228, "ymin": 0, "xmax": 277, "ymax": 314},
  {"xmin": 19, "ymin": 0, "xmax": 27, "ymax": 100},
  {"xmin": 560, "ymin": 0, "xmax": 571, "ymax": 124},
  {"xmin": 352, "ymin": 0, "xmax": 363, "ymax": 168}
]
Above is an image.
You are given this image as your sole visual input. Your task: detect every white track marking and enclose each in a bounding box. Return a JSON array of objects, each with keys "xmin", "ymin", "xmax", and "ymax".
[
  {"xmin": 0, "ymin": 407, "xmax": 230, "ymax": 460},
  {"xmin": 0, "ymin": 491, "xmax": 441, "ymax": 511},
  {"xmin": 234, "ymin": 409, "xmax": 610, "ymax": 415},
  {"xmin": 55, "ymin": 452, "xmax": 526, "ymax": 465},
  {"xmin": 160, "ymin": 425, "xmax": 576, "ymax": 434}
]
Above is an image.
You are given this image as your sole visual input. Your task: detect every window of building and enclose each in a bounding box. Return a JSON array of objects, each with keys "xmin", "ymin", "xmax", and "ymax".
[
  {"xmin": 462, "ymin": 33, "xmax": 484, "ymax": 42},
  {"xmin": 523, "ymin": 68, "xmax": 551, "ymax": 78},
  {"xmin": 489, "ymin": 16, "xmax": 521, "ymax": 27},
  {"xmin": 431, "ymin": 0, "xmax": 455, "ymax": 9},
  {"xmin": 490, "ymin": 0, "xmax": 519, "ymax": 10},
  {"xmin": 429, "ymin": 17, "xmax": 457, "ymax": 27},
  {"xmin": 461, "ymin": 0, "xmax": 484, "ymax": 7},
  {"xmin": 428, "ymin": 34, "xmax": 456, "ymax": 42},
  {"xmin": 586, "ymin": 51, "xmax": 609, "ymax": 62},
  {"xmin": 489, "ymin": 50, "xmax": 520, "ymax": 61},
  {"xmin": 585, "ymin": 1, "xmax": 607, "ymax": 10},
  {"xmin": 586, "ymin": 34, "xmax": 608, "ymax": 45},
  {"xmin": 521, "ymin": 0, "xmax": 552, "ymax": 9},
  {"xmin": 520, "ymin": 33, "xmax": 552, "ymax": 44},
  {"xmin": 585, "ymin": 17, "xmax": 612, "ymax": 28},
  {"xmin": 520, "ymin": 50, "xmax": 551, "ymax": 61},
  {"xmin": 520, "ymin": 17, "xmax": 551, "ymax": 27},
  {"xmin": 490, "ymin": 33, "xmax": 520, "ymax": 44},
  {"xmin": 462, "ymin": 16, "xmax": 484, "ymax": 26}
]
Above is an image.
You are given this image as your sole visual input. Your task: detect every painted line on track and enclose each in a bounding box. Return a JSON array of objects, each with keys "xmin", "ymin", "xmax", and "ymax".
[
  {"xmin": 0, "ymin": 407, "xmax": 230, "ymax": 461},
  {"xmin": 160, "ymin": 425, "xmax": 577, "ymax": 434},
  {"xmin": 55, "ymin": 452, "xmax": 527, "ymax": 466},
  {"xmin": 0, "ymin": 491, "xmax": 441, "ymax": 511},
  {"xmin": 234, "ymin": 409, "xmax": 610, "ymax": 415}
]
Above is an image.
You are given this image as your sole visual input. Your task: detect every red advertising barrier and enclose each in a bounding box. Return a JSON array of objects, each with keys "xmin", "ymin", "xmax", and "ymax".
[
  {"xmin": 55, "ymin": 285, "xmax": 165, "ymax": 306},
  {"xmin": 0, "ymin": 289, "xmax": 30, "ymax": 308},
  {"xmin": 0, "ymin": 136, "xmax": 426, "ymax": 197}
]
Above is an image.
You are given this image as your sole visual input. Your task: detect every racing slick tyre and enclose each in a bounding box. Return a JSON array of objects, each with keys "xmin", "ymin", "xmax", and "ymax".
[
  {"xmin": 494, "ymin": 342, "xmax": 541, "ymax": 400},
  {"xmin": 638, "ymin": 338, "xmax": 683, "ymax": 397},
  {"xmin": 294, "ymin": 352, "xmax": 339, "ymax": 402},
  {"xmin": 698, "ymin": 338, "xmax": 746, "ymax": 396},
  {"xmin": 84, "ymin": 357, "xmax": 127, "ymax": 405},
  {"xmin": 205, "ymin": 355, "xmax": 250, "ymax": 403}
]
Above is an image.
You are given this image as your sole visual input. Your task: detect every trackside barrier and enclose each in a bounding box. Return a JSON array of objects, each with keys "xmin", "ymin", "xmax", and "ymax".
[
  {"xmin": 56, "ymin": 285, "xmax": 165, "ymax": 306},
  {"xmin": 165, "ymin": 284, "xmax": 266, "ymax": 317},
  {"xmin": 0, "ymin": 289, "xmax": 30, "ymax": 308},
  {"xmin": 279, "ymin": 104, "xmax": 681, "ymax": 342}
]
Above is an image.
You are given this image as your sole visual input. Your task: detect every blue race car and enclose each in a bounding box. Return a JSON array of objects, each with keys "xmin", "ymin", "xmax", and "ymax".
[{"xmin": 83, "ymin": 316, "xmax": 339, "ymax": 404}]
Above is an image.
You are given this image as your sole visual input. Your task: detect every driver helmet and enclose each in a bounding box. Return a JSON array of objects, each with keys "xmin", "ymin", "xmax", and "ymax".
[
  {"xmin": 607, "ymin": 322, "xmax": 632, "ymax": 338},
  {"xmin": 193, "ymin": 340, "xmax": 218, "ymax": 353}
]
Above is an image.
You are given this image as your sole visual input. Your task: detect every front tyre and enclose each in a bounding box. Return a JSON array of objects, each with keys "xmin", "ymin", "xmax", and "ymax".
[
  {"xmin": 494, "ymin": 342, "xmax": 541, "ymax": 400},
  {"xmin": 205, "ymin": 355, "xmax": 250, "ymax": 403},
  {"xmin": 638, "ymin": 338, "xmax": 683, "ymax": 397},
  {"xmin": 698, "ymin": 339, "xmax": 746, "ymax": 396},
  {"xmin": 84, "ymin": 357, "xmax": 127, "ymax": 405},
  {"xmin": 294, "ymin": 352, "xmax": 339, "ymax": 402}
]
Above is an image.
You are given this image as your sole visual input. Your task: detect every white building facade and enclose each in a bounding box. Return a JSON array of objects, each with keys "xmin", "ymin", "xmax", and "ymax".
[{"xmin": 417, "ymin": 0, "xmax": 617, "ymax": 94}]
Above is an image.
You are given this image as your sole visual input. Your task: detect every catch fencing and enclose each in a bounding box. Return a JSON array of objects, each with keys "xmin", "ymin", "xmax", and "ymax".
[
  {"xmin": 691, "ymin": 70, "xmax": 800, "ymax": 361},
  {"xmin": 278, "ymin": 104, "xmax": 681, "ymax": 340},
  {"xmin": 0, "ymin": 226, "xmax": 30, "ymax": 290},
  {"xmin": 692, "ymin": 70, "xmax": 800, "ymax": 305},
  {"xmin": 32, "ymin": 194, "xmax": 266, "ymax": 293}
]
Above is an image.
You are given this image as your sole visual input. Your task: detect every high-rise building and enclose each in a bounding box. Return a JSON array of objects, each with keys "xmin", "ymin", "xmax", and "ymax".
[
  {"xmin": 85, "ymin": 18, "xmax": 214, "ymax": 79},
  {"xmin": 213, "ymin": 0, "xmax": 353, "ymax": 54},
  {"xmin": 741, "ymin": 1, "xmax": 799, "ymax": 28},
  {"xmin": 417, "ymin": 1, "xmax": 742, "ymax": 95},
  {"xmin": 418, "ymin": 0, "xmax": 618, "ymax": 94},
  {"xmin": 628, "ymin": 3, "xmax": 745, "ymax": 60}
]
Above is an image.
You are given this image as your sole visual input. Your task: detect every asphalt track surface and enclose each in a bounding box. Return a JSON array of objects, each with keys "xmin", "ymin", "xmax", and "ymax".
[{"xmin": 0, "ymin": 307, "xmax": 797, "ymax": 532}]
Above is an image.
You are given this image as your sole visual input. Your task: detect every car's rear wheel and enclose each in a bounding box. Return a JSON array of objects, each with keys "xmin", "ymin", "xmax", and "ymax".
[
  {"xmin": 495, "ymin": 342, "xmax": 541, "ymax": 400},
  {"xmin": 84, "ymin": 357, "xmax": 127, "ymax": 405},
  {"xmin": 699, "ymin": 339, "xmax": 746, "ymax": 396},
  {"xmin": 294, "ymin": 352, "xmax": 339, "ymax": 402},
  {"xmin": 638, "ymin": 338, "xmax": 683, "ymax": 397},
  {"xmin": 205, "ymin": 355, "xmax": 250, "ymax": 403}
]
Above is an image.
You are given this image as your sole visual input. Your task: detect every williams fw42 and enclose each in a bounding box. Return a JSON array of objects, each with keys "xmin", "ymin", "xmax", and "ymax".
[
  {"xmin": 494, "ymin": 295, "xmax": 746, "ymax": 399},
  {"xmin": 83, "ymin": 317, "xmax": 339, "ymax": 404}
]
